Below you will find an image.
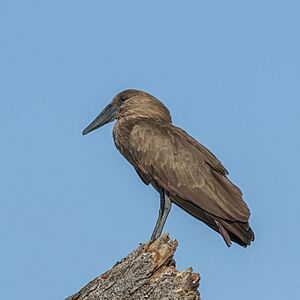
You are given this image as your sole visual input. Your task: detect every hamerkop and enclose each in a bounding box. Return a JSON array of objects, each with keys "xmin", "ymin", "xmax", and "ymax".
[{"xmin": 83, "ymin": 89, "xmax": 254, "ymax": 247}]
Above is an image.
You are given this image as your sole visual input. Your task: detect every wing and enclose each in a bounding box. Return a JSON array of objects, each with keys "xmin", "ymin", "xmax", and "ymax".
[{"xmin": 128, "ymin": 121, "xmax": 250, "ymax": 222}]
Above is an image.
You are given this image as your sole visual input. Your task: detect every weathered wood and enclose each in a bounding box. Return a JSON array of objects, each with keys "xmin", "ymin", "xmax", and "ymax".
[{"xmin": 66, "ymin": 233, "xmax": 200, "ymax": 300}]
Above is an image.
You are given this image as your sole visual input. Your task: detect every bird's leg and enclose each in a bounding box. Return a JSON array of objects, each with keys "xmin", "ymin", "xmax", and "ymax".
[{"xmin": 151, "ymin": 189, "xmax": 172, "ymax": 241}]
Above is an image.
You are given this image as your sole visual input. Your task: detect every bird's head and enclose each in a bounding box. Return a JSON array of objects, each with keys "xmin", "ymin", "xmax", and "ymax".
[{"xmin": 82, "ymin": 89, "xmax": 171, "ymax": 135}]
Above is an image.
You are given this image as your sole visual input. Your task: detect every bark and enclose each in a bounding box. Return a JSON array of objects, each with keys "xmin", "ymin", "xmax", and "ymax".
[{"xmin": 66, "ymin": 233, "xmax": 200, "ymax": 300}]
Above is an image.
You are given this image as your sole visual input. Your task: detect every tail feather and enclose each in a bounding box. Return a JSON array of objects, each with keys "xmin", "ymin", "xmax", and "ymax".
[
  {"xmin": 215, "ymin": 220, "xmax": 232, "ymax": 247},
  {"xmin": 171, "ymin": 194, "xmax": 254, "ymax": 247},
  {"xmin": 217, "ymin": 218, "xmax": 255, "ymax": 247}
]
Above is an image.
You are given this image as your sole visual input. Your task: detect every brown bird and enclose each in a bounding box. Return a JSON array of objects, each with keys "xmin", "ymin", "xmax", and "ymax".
[{"xmin": 83, "ymin": 89, "xmax": 254, "ymax": 247}]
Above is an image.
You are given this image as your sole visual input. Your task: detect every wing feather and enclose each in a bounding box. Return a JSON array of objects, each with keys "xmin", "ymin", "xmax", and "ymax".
[{"xmin": 129, "ymin": 121, "xmax": 250, "ymax": 222}]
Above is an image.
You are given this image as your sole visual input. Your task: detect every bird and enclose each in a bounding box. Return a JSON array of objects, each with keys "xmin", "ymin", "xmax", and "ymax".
[{"xmin": 82, "ymin": 89, "xmax": 254, "ymax": 247}]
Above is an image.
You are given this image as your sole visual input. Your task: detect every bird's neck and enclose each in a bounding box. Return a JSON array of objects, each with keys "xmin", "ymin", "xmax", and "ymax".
[
  {"xmin": 112, "ymin": 118, "xmax": 141, "ymax": 166},
  {"xmin": 113, "ymin": 118, "xmax": 135, "ymax": 153}
]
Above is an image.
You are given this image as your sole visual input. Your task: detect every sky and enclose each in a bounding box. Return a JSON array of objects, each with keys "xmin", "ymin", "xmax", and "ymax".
[{"xmin": 0, "ymin": 1, "xmax": 299, "ymax": 299}]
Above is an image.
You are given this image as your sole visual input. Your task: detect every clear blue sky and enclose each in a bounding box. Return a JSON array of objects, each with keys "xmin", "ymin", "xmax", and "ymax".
[{"xmin": 1, "ymin": 1, "xmax": 299, "ymax": 299}]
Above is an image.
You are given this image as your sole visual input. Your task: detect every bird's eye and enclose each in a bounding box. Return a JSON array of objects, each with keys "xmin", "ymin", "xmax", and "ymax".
[{"xmin": 120, "ymin": 96, "xmax": 129, "ymax": 102}]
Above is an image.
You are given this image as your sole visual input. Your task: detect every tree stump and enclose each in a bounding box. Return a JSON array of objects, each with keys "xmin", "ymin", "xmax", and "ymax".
[{"xmin": 66, "ymin": 233, "xmax": 200, "ymax": 300}]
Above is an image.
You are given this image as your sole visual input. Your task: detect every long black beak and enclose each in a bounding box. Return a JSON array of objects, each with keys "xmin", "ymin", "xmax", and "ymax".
[{"xmin": 82, "ymin": 103, "xmax": 117, "ymax": 135}]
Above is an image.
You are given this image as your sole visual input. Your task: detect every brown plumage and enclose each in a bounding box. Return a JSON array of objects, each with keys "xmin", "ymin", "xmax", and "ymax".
[{"xmin": 83, "ymin": 89, "xmax": 254, "ymax": 247}]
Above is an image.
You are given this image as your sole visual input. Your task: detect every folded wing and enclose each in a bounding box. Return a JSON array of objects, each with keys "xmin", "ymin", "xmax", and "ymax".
[{"xmin": 129, "ymin": 121, "xmax": 250, "ymax": 223}]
